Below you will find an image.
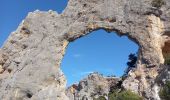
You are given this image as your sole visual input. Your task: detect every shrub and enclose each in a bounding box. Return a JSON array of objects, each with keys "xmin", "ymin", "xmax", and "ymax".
[
  {"xmin": 116, "ymin": 90, "xmax": 143, "ymax": 100},
  {"xmin": 159, "ymin": 81, "xmax": 170, "ymax": 100},
  {"xmin": 108, "ymin": 92, "xmax": 117, "ymax": 100},
  {"xmin": 164, "ymin": 54, "xmax": 170, "ymax": 65},
  {"xmin": 152, "ymin": 0, "xmax": 165, "ymax": 8},
  {"xmin": 94, "ymin": 90, "xmax": 142, "ymax": 100},
  {"xmin": 108, "ymin": 83, "xmax": 120, "ymax": 100},
  {"xmin": 108, "ymin": 90, "xmax": 142, "ymax": 100}
]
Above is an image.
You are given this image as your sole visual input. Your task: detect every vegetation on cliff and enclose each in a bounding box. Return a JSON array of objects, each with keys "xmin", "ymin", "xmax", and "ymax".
[
  {"xmin": 164, "ymin": 54, "xmax": 170, "ymax": 65},
  {"xmin": 159, "ymin": 81, "xmax": 170, "ymax": 100},
  {"xmin": 152, "ymin": 0, "xmax": 166, "ymax": 8},
  {"xmin": 95, "ymin": 90, "xmax": 142, "ymax": 100},
  {"xmin": 115, "ymin": 90, "xmax": 143, "ymax": 100},
  {"xmin": 124, "ymin": 53, "xmax": 137, "ymax": 76}
]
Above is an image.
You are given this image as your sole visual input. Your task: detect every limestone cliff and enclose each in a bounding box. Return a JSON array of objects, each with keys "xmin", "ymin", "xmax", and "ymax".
[
  {"xmin": 0, "ymin": 0, "xmax": 170, "ymax": 100},
  {"xmin": 66, "ymin": 73, "xmax": 120, "ymax": 100}
]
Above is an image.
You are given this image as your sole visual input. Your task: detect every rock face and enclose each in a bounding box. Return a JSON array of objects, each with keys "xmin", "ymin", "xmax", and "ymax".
[
  {"xmin": 0, "ymin": 0, "xmax": 170, "ymax": 99},
  {"xmin": 66, "ymin": 73, "xmax": 120, "ymax": 100}
]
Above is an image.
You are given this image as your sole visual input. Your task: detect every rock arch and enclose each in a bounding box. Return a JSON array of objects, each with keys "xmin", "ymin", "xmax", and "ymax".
[{"xmin": 0, "ymin": 0, "xmax": 169, "ymax": 99}]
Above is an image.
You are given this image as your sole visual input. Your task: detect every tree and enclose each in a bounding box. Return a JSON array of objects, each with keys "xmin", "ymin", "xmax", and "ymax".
[{"xmin": 125, "ymin": 53, "xmax": 137, "ymax": 75}]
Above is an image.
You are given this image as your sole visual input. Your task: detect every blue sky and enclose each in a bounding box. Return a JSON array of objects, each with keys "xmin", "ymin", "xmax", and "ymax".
[
  {"xmin": 62, "ymin": 30, "xmax": 138, "ymax": 86},
  {"xmin": 0, "ymin": 0, "xmax": 139, "ymax": 86},
  {"xmin": 0, "ymin": 0, "xmax": 68, "ymax": 47}
]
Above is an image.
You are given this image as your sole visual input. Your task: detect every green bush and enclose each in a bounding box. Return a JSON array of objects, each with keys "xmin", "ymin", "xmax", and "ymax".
[
  {"xmin": 108, "ymin": 90, "xmax": 142, "ymax": 100},
  {"xmin": 116, "ymin": 90, "xmax": 143, "ymax": 100},
  {"xmin": 152, "ymin": 0, "xmax": 165, "ymax": 8},
  {"xmin": 164, "ymin": 55, "xmax": 170, "ymax": 65},
  {"xmin": 108, "ymin": 88, "xmax": 119, "ymax": 100},
  {"xmin": 94, "ymin": 90, "xmax": 142, "ymax": 100},
  {"xmin": 108, "ymin": 92, "xmax": 117, "ymax": 100},
  {"xmin": 159, "ymin": 81, "xmax": 170, "ymax": 100}
]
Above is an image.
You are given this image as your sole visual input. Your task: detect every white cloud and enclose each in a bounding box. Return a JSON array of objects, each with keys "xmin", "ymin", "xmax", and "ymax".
[{"xmin": 73, "ymin": 54, "xmax": 81, "ymax": 58}]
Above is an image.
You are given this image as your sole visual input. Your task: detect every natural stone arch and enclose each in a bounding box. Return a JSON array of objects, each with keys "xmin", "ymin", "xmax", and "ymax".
[
  {"xmin": 0, "ymin": 0, "xmax": 169, "ymax": 100},
  {"xmin": 61, "ymin": 15, "xmax": 162, "ymax": 99}
]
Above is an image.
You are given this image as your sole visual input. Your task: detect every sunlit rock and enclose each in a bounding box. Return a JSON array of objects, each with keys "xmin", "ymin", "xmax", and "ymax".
[{"xmin": 0, "ymin": 0, "xmax": 170, "ymax": 99}]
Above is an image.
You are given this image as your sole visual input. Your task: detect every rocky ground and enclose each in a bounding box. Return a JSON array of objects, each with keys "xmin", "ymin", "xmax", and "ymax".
[{"xmin": 66, "ymin": 72, "xmax": 120, "ymax": 100}]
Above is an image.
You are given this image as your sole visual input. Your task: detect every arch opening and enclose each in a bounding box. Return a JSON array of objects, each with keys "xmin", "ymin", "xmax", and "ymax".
[{"xmin": 61, "ymin": 29, "xmax": 139, "ymax": 87}]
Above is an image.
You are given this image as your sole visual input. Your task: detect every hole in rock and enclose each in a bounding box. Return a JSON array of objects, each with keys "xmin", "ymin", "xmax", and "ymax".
[
  {"xmin": 26, "ymin": 92, "xmax": 33, "ymax": 98},
  {"xmin": 162, "ymin": 40, "xmax": 170, "ymax": 65},
  {"xmin": 61, "ymin": 30, "xmax": 139, "ymax": 86},
  {"xmin": 7, "ymin": 68, "xmax": 12, "ymax": 73}
]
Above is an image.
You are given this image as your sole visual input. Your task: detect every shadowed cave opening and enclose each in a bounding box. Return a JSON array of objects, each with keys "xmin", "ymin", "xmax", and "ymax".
[
  {"xmin": 61, "ymin": 30, "xmax": 139, "ymax": 87},
  {"xmin": 162, "ymin": 39, "xmax": 170, "ymax": 65}
]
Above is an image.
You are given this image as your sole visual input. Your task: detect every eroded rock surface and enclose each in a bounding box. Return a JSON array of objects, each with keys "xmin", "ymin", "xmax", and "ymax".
[
  {"xmin": 0, "ymin": 0, "xmax": 170, "ymax": 100},
  {"xmin": 66, "ymin": 73, "xmax": 120, "ymax": 100}
]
